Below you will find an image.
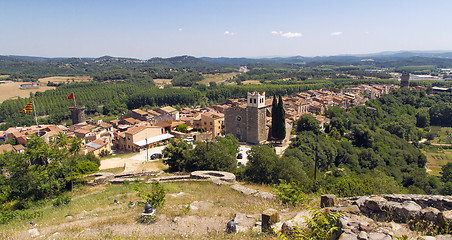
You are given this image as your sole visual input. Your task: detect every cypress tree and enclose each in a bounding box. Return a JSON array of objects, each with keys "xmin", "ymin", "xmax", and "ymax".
[
  {"xmin": 276, "ymin": 95, "xmax": 286, "ymax": 140},
  {"xmin": 271, "ymin": 95, "xmax": 279, "ymax": 139}
]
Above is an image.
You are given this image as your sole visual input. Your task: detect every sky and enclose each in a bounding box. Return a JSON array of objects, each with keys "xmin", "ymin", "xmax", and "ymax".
[{"xmin": 1, "ymin": 0, "xmax": 452, "ymax": 59}]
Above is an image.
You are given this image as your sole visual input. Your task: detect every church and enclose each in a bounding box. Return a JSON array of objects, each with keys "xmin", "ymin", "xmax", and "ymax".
[{"xmin": 224, "ymin": 92, "xmax": 270, "ymax": 144}]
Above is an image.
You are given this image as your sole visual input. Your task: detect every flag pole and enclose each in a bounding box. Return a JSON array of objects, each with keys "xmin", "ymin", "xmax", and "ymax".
[
  {"xmin": 32, "ymin": 99, "xmax": 40, "ymax": 136},
  {"xmin": 73, "ymin": 93, "xmax": 77, "ymax": 106}
]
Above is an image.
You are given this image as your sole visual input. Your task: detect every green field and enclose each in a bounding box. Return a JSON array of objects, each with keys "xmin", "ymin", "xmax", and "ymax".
[{"xmin": 431, "ymin": 126, "xmax": 452, "ymax": 144}]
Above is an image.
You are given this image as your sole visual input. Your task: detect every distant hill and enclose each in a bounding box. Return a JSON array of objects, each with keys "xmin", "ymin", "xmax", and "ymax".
[
  {"xmin": 2, "ymin": 51, "xmax": 452, "ymax": 77},
  {"xmin": 201, "ymin": 51, "xmax": 452, "ymax": 65},
  {"xmin": 0, "ymin": 55, "xmax": 226, "ymax": 77}
]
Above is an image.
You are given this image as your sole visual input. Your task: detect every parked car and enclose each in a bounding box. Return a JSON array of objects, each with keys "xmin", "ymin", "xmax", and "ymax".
[
  {"xmin": 150, "ymin": 153, "xmax": 162, "ymax": 160},
  {"xmin": 237, "ymin": 153, "xmax": 243, "ymax": 159}
]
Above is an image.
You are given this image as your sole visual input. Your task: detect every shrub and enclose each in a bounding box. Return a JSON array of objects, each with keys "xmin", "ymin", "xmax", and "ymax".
[
  {"xmin": 279, "ymin": 205, "xmax": 342, "ymax": 240},
  {"xmin": 52, "ymin": 195, "xmax": 71, "ymax": 207},
  {"xmin": 272, "ymin": 179, "xmax": 307, "ymax": 206},
  {"xmin": 134, "ymin": 181, "xmax": 166, "ymax": 210}
]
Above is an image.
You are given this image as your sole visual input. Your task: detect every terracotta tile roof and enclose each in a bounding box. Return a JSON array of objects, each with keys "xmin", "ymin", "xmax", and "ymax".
[
  {"xmin": 159, "ymin": 106, "xmax": 177, "ymax": 113},
  {"xmin": 13, "ymin": 144, "xmax": 25, "ymax": 151},
  {"xmin": 147, "ymin": 109, "xmax": 161, "ymax": 116},
  {"xmin": 132, "ymin": 109, "xmax": 148, "ymax": 116},
  {"xmin": 123, "ymin": 118, "xmax": 142, "ymax": 124},
  {"xmin": 0, "ymin": 144, "xmax": 14, "ymax": 153},
  {"xmin": 125, "ymin": 126, "xmax": 147, "ymax": 135}
]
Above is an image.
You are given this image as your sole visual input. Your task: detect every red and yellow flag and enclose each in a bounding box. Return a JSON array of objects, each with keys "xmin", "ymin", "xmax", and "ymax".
[{"xmin": 20, "ymin": 101, "xmax": 33, "ymax": 113}]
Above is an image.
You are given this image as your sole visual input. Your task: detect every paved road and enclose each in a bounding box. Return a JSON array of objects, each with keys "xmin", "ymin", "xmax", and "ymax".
[{"xmin": 128, "ymin": 145, "xmax": 167, "ymax": 161}]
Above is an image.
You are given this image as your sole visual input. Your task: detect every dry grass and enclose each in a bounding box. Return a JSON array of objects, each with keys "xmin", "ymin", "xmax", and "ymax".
[
  {"xmin": 200, "ymin": 72, "xmax": 239, "ymax": 85},
  {"xmin": 153, "ymin": 78, "xmax": 172, "ymax": 88},
  {"xmin": 37, "ymin": 76, "xmax": 91, "ymax": 85},
  {"xmin": 242, "ymin": 80, "xmax": 262, "ymax": 85},
  {"xmin": 0, "ymin": 75, "xmax": 9, "ymax": 79},
  {"xmin": 0, "ymin": 181, "xmax": 288, "ymax": 239},
  {"xmin": 0, "ymin": 81, "xmax": 55, "ymax": 103}
]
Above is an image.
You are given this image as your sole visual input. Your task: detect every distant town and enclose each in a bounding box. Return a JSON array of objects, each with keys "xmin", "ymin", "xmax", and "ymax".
[{"xmin": 0, "ymin": 83, "xmax": 408, "ymax": 157}]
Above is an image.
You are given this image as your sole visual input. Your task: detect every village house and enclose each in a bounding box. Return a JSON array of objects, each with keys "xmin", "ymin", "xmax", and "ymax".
[
  {"xmin": 193, "ymin": 111, "xmax": 225, "ymax": 137},
  {"xmin": 114, "ymin": 125, "xmax": 173, "ymax": 152}
]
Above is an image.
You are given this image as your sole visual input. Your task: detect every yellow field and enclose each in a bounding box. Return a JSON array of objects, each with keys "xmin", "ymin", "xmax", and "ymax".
[
  {"xmin": 38, "ymin": 76, "xmax": 91, "ymax": 85},
  {"xmin": 199, "ymin": 72, "xmax": 239, "ymax": 85},
  {"xmin": 242, "ymin": 80, "xmax": 262, "ymax": 85},
  {"xmin": 0, "ymin": 82, "xmax": 55, "ymax": 103},
  {"xmin": 153, "ymin": 78, "xmax": 172, "ymax": 88},
  {"xmin": 0, "ymin": 75, "xmax": 9, "ymax": 79}
]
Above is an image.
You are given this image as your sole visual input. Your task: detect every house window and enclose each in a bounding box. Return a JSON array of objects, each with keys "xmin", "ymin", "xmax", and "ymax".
[
  {"xmin": 254, "ymin": 99, "xmax": 256, "ymax": 104},
  {"xmin": 128, "ymin": 136, "xmax": 130, "ymax": 140},
  {"xmin": 249, "ymin": 99, "xmax": 252, "ymax": 103},
  {"xmin": 128, "ymin": 145, "xmax": 130, "ymax": 149},
  {"xmin": 210, "ymin": 122, "xmax": 212, "ymax": 125}
]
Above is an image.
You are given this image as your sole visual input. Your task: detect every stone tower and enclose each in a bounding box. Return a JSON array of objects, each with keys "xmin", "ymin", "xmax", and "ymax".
[
  {"xmin": 246, "ymin": 92, "xmax": 267, "ymax": 144},
  {"xmin": 69, "ymin": 106, "xmax": 86, "ymax": 124},
  {"xmin": 224, "ymin": 91, "xmax": 268, "ymax": 144},
  {"xmin": 401, "ymin": 73, "xmax": 410, "ymax": 88}
]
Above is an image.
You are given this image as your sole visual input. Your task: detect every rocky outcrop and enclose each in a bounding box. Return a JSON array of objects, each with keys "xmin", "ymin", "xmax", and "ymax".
[{"xmin": 268, "ymin": 194, "xmax": 452, "ymax": 240}]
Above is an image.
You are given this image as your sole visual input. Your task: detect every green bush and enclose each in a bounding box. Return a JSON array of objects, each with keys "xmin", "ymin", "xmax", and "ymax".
[
  {"xmin": 52, "ymin": 195, "xmax": 71, "ymax": 207},
  {"xmin": 134, "ymin": 181, "xmax": 166, "ymax": 209},
  {"xmin": 279, "ymin": 206, "xmax": 342, "ymax": 240},
  {"xmin": 272, "ymin": 179, "xmax": 307, "ymax": 206}
]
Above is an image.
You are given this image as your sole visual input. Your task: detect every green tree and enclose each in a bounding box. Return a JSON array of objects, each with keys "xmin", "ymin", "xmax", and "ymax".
[
  {"xmin": 162, "ymin": 139, "xmax": 193, "ymax": 172},
  {"xmin": 271, "ymin": 95, "xmax": 279, "ymax": 139},
  {"xmin": 184, "ymin": 141, "xmax": 237, "ymax": 172},
  {"xmin": 175, "ymin": 124, "xmax": 188, "ymax": 133},
  {"xmin": 296, "ymin": 114, "xmax": 320, "ymax": 134},
  {"xmin": 245, "ymin": 145, "xmax": 279, "ymax": 184},
  {"xmin": 441, "ymin": 162, "xmax": 452, "ymax": 183},
  {"xmin": 275, "ymin": 95, "xmax": 286, "ymax": 140}
]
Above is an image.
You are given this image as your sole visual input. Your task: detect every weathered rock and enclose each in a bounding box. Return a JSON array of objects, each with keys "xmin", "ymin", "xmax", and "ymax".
[
  {"xmin": 382, "ymin": 201, "xmax": 401, "ymax": 211},
  {"xmin": 329, "ymin": 205, "xmax": 361, "ymax": 214},
  {"xmin": 395, "ymin": 201, "xmax": 422, "ymax": 220},
  {"xmin": 419, "ymin": 236, "xmax": 436, "ymax": 240},
  {"xmin": 339, "ymin": 232, "xmax": 358, "ymax": 240},
  {"xmin": 367, "ymin": 232, "xmax": 391, "ymax": 240},
  {"xmin": 191, "ymin": 170, "xmax": 236, "ymax": 182},
  {"xmin": 420, "ymin": 207, "xmax": 441, "ymax": 222},
  {"xmin": 321, "ymin": 194, "xmax": 337, "ymax": 208},
  {"xmin": 355, "ymin": 196, "xmax": 368, "ymax": 208},
  {"xmin": 230, "ymin": 184, "xmax": 257, "ymax": 195},
  {"xmin": 359, "ymin": 222, "xmax": 374, "ymax": 232},
  {"xmin": 262, "ymin": 208, "xmax": 279, "ymax": 232},
  {"xmin": 254, "ymin": 191, "xmax": 276, "ymax": 200},
  {"xmin": 439, "ymin": 210, "xmax": 452, "ymax": 224},
  {"xmin": 284, "ymin": 210, "xmax": 310, "ymax": 230},
  {"xmin": 357, "ymin": 231, "xmax": 368, "ymax": 240},
  {"xmin": 234, "ymin": 212, "xmax": 258, "ymax": 228},
  {"xmin": 271, "ymin": 222, "xmax": 284, "ymax": 233},
  {"xmin": 28, "ymin": 228, "xmax": 40, "ymax": 238},
  {"xmin": 436, "ymin": 235, "xmax": 452, "ymax": 240},
  {"xmin": 365, "ymin": 196, "xmax": 387, "ymax": 212}
]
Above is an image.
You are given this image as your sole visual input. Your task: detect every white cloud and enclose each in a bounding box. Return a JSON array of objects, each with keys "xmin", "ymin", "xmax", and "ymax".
[
  {"xmin": 271, "ymin": 31, "xmax": 302, "ymax": 38},
  {"xmin": 331, "ymin": 31, "xmax": 343, "ymax": 36},
  {"xmin": 224, "ymin": 31, "xmax": 235, "ymax": 36},
  {"xmin": 178, "ymin": 28, "xmax": 183, "ymax": 32}
]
